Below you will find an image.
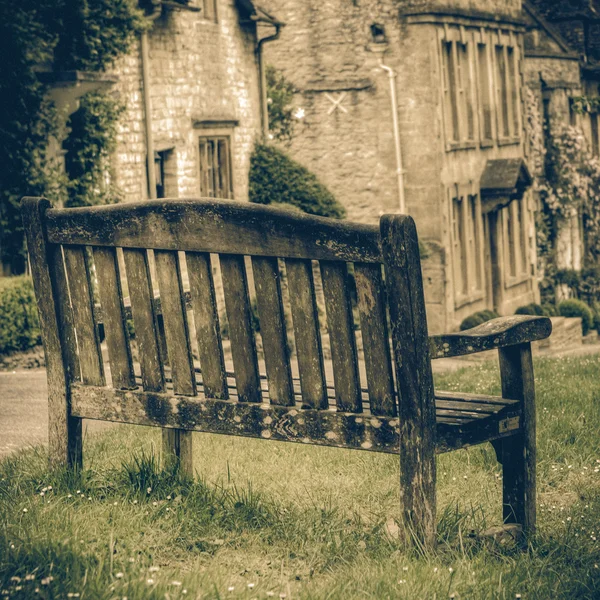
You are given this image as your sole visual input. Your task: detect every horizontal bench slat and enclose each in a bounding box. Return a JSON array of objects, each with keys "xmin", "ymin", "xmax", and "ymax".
[
  {"xmin": 45, "ymin": 199, "xmax": 382, "ymax": 263},
  {"xmin": 70, "ymin": 384, "xmax": 521, "ymax": 454}
]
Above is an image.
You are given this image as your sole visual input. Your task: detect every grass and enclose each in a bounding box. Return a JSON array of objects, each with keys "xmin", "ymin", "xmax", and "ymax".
[{"xmin": 0, "ymin": 354, "xmax": 599, "ymax": 599}]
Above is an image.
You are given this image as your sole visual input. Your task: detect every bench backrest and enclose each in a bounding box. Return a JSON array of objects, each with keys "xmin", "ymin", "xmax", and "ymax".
[{"xmin": 22, "ymin": 197, "xmax": 434, "ymax": 454}]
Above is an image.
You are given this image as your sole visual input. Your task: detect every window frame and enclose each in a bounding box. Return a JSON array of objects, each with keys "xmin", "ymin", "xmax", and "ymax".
[
  {"xmin": 198, "ymin": 130, "xmax": 234, "ymax": 200},
  {"xmin": 502, "ymin": 198, "xmax": 530, "ymax": 288},
  {"xmin": 449, "ymin": 186, "xmax": 485, "ymax": 308},
  {"xmin": 201, "ymin": 0, "xmax": 218, "ymax": 23},
  {"xmin": 493, "ymin": 32, "xmax": 521, "ymax": 146},
  {"xmin": 475, "ymin": 35, "xmax": 495, "ymax": 147},
  {"xmin": 440, "ymin": 27, "xmax": 478, "ymax": 151}
]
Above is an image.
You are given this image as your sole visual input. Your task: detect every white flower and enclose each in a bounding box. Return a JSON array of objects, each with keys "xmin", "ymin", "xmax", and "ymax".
[
  {"xmin": 22, "ymin": 508, "xmax": 28, "ymax": 513},
  {"xmin": 115, "ymin": 573, "xmax": 123, "ymax": 579},
  {"xmin": 294, "ymin": 107, "xmax": 305, "ymax": 120}
]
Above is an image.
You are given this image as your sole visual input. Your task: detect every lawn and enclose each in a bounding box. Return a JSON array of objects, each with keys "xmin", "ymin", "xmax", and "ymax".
[{"xmin": 0, "ymin": 355, "xmax": 599, "ymax": 599}]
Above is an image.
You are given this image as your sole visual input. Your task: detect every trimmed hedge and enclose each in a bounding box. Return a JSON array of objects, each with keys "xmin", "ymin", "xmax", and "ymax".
[
  {"xmin": 0, "ymin": 277, "xmax": 41, "ymax": 354},
  {"xmin": 459, "ymin": 309, "xmax": 499, "ymax": 331},
  {"xmin": 249, "ymin": 143, "xmax": 346, "ymax": 219},
  {"xmin": 515, "ymin": 303, "xmax": 545, "ymax": 316},
  {"xmin": 558, "ymin": 299, "xmax": 594, "ymax": 336}
]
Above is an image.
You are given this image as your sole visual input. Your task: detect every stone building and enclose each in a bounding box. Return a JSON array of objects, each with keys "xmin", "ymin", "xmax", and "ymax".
[
  {"xmin": 109, "ymin": 0, "xmax": 281, "ymax": 204},
  {"xmin": 262, "ymin": 0, "xmax": 539, "ymax": 332},
  {"xmin": 524, "ymin": 0, "xmax": 600, "ymax": 275}
]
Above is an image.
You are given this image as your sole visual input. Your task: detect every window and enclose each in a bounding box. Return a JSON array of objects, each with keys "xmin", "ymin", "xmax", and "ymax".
[
  {"xmin": 199, "ymin": 136, "xmax": 233, "ymax": 199},
  {"xmin": 451, "ymin": 191, "xmax": 484, "ymax": 302},
  {"xmin": 494, "ymin": 43, "xmax": 520, "ymax": 141},
  {"xmin": 148, "ymin": 148, "xmax": 176, "ymax": 199},
  {"xmin": 503, "ymin": 199, "xmax": 529, "ymax": 282},
  {"xmin": 477, "ymin": 43, "xmax": 493, "ymax": 142},
  {"xmin": 201, "ymin": 0, "xmax": 218, "ymax": 22},
  {"xmin": 441, "ymin": 39, "xmax": 475, "ymax": 145},
  {"xmin": 591, "ymin": 113, "xmax": 599, "ymax": 157}
]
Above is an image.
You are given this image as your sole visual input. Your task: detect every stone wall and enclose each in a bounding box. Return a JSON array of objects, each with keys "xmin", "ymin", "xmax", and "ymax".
[{"xmin": 109, "ymin": 1, "xmax": 262, "ymax": 204}]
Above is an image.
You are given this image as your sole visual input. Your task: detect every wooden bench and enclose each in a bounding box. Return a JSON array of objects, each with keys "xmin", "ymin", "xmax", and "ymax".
[{"xmin": 22, "ymin": 197, "xmax": 552, "ymax": 548}]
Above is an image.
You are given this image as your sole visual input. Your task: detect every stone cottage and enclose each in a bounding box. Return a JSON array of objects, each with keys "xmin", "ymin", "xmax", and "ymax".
[
  {"xmin": 109, "ymin": 0, "xmax": 281, "ymax": 204},
  {"xmin": 262, "ymin": 0, "xmax": 539, "ymax": 332},
  {"xmin": 524, "ymin": 0, "xmax": 600, "ymax": 275}
]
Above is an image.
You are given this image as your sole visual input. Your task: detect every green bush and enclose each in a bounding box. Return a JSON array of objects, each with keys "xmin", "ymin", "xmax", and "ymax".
[
  {"xmin": 515, "ymin": 303, "xmax": 545, "ymax": 316},
  {"xmin": 249, "ymin": 143, "xmax": 346, "ymax": 219},
  {"xmin": 0, "ymin": 277, "xmax": 41, "ymax": 353},
  {"xmin": 541, "ymin": 303, "xmax": 558, "ymax": 317},
  {"xmin": 558, "ymin": 299, "xmax": 594, "ymax": 336},
  {"xmin": 459, "ymin": 309, "xmax": 499, "ymax": 331}
]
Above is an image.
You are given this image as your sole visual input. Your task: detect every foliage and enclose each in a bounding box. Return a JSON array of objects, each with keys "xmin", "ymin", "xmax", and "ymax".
[
  {"xmin": 459, "ymin": 309, "xmax": 499, "ymax": 331},
  {"xmin": 64, "ymin": 92, "xmax": 125, "ymax": 207},
  {"xmin": 541, "ymin": 303, "xmax": 558, "ymax": 317},
  {"xmin": 249, "ymin": 143, "xmax": 346, "ymax": 219},
  {"xmin": 0, "ymin": 277, "xmax": 41, "ymax": 354},
  {"xmin": 558, "ymin": 299, "xmax": 594, "ymax": 336},
  {"xmin": 514, "ymin": 303, "xmax": 545, "ymax": 316},
  {"xmin": 266, "ymin": 65, "xmax": 297, "ymax": 143},
  {"xmin": 53, "ymin": 0, "xmax": 147, "ymax": 72},
  {"xmin": 0, "ymin": 0, "xmax": 145, "ymax": 274}
]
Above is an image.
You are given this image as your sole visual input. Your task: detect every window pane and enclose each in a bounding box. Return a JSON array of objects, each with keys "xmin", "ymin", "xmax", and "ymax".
[
  {"xmin": 199, "ymin": 135, "xmax": 233, "ymax": 199},
  {"xmin": 469, "ymin": 196, "xmax": 483, "ymax": 290},
  {"xmin": 495, "ymin": 46, "xmax": 509, "ymax": 137},
  {"xmin": 507, "ymin": 47, "xmax": 519, "ymax": 136},
  {"xmin": 506, "ymin": 206, "xmax": 517, "ymax": 278},
  {"xmin": 478, "ymin": 44, "xmax": 492, "ymax": 139},
  {"xmin": 459, "ymin": 43, "xmax": 474, "ymax": 140},
  {"xmin": 591, "ymin": 113, "xmax": 599, "ymax": 157},
  {"xmin": 444, "ymin": 42, "xmax": 460, "ymax": 142}
]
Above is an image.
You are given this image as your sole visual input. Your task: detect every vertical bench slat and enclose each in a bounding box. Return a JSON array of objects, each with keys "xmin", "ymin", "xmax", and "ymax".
[
  {"xmin": 354, "ymin": 263, "xmax": 396, "ymax": 417},
  {"xmin": 186, "ymin": 251, "xmax": 228, "ymax": 399},
  {"xmin": 63, "ymin": 246, "xmax": 105, "ymax": 386},
  {"xmin": 154, "ymin": 251, "xmax": 196, "ymax": 396},
  {"xmin": 285, "ymin": 259, "xmax": 328, "ymax": 409},
  {"xmin": 154, "ymin": 250, "xmax": 195, "ymax": 478},
  {"xmin": 219, "ymin": 254, "xmax": 261, "ymax": 403},
  {"xmin": 320, "ymin": 261, "xmax": 361, "ymax": 412},
  {"xmin": 252, "ymin": 256, "xmax": 294, "ymax": 406},
  {"xmin": 123, "ymin": 248, "xmax": 165, "ymax": 392},
  {"xmin": 49, "ymin": 245, "xmax": 80, "ymax": 382},
  {"xmin": 93, "ymin": 247, "xmax": 136, "ymax": 390}
]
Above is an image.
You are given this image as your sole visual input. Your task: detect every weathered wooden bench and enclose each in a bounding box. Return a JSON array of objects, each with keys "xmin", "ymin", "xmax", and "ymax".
[{"xmin": 22, "ymin": 197, "xmax": 552, "ymax": 548}]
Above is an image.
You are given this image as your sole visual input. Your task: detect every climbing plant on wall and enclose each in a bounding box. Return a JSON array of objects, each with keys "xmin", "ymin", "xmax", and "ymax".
[
  {"xmin": 266, "ymin": 65, "xmax": 297, "ymax": 143},
  {"xmin": 0, "ymin": 0, "xmax": 145, "ymax": 274},
  {"xmin": 64, "ymin": 92, "xmax": 125, "ymax": 208},
  {"xmin": 525, "ymin": 89, "xmax": 600, "ymax": 283}
]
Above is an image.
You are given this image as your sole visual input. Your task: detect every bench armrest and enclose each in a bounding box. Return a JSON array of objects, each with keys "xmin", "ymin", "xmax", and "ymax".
[{"xmin": 429, "ymin": 315, "xmax": 552, "ymax": 359}]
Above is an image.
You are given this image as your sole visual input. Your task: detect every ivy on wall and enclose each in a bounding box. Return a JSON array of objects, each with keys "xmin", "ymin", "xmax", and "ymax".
[
  {"xmin": 0, "ymin": 0, "xmax": 145, "ymax": 274},
  {"xmin": 64, "ymin": 92, "xmax": 125, "ymax": 208},
  {"xmin": 525, "ymin": 88, "xmax": 600, "ymax": 299},
  {"xmin": 266, "ymin": 65, "xmax": 297, "ymax": 143}
]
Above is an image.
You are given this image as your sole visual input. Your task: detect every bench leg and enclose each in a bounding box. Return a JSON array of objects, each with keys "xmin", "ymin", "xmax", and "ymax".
[
  {"xmin": 399, "ymin": 431, "xmax": 436, "ymax": 549},
  {"xmin": 498, "ymin": 343, "xmax": 536, "ymax": 534},
  {"xmin": 162, "ymin": 429, "xmax": 194, "ymax": 478}
]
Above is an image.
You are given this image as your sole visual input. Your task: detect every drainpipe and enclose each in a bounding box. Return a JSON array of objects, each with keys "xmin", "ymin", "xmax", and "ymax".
[
  {"xmin": 256, "ymin": 21, "xmax": 283, "ymax": 138},
  {"xmin": 141, "ymin": 10, "xmax": 162, "ymax": 200},
  {"xmin": 380, "ymin": 59, "xmax": 405, "ymax": 214}
]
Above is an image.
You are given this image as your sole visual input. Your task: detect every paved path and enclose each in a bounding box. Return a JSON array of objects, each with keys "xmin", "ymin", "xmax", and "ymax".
[{"xmin": 0, "ymin": 369, "xmax": 110, "ymax": 459}]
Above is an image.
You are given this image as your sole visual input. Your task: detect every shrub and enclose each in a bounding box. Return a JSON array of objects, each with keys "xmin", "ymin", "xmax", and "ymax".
[
  {"xmin": 0, "ymin": 277, "xmax": 41, "ymax": 354},
  {"xmin": 249, "ymin": 143, "xmax": 346, "ymax": 219},
  {"xmin": 541, "ymin": 303, "xmax": 558, "ymax": 317},
  {"xmin": 459, "ymin": 309, "xmax": 499, "ymax": 331},
  {"xmin": 515, "ymin": 303, "xmax": 545, "ymax": 316},
  {"xmin": 558, "ymin": 299, "xmax": 594, "ymax": 336}
]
